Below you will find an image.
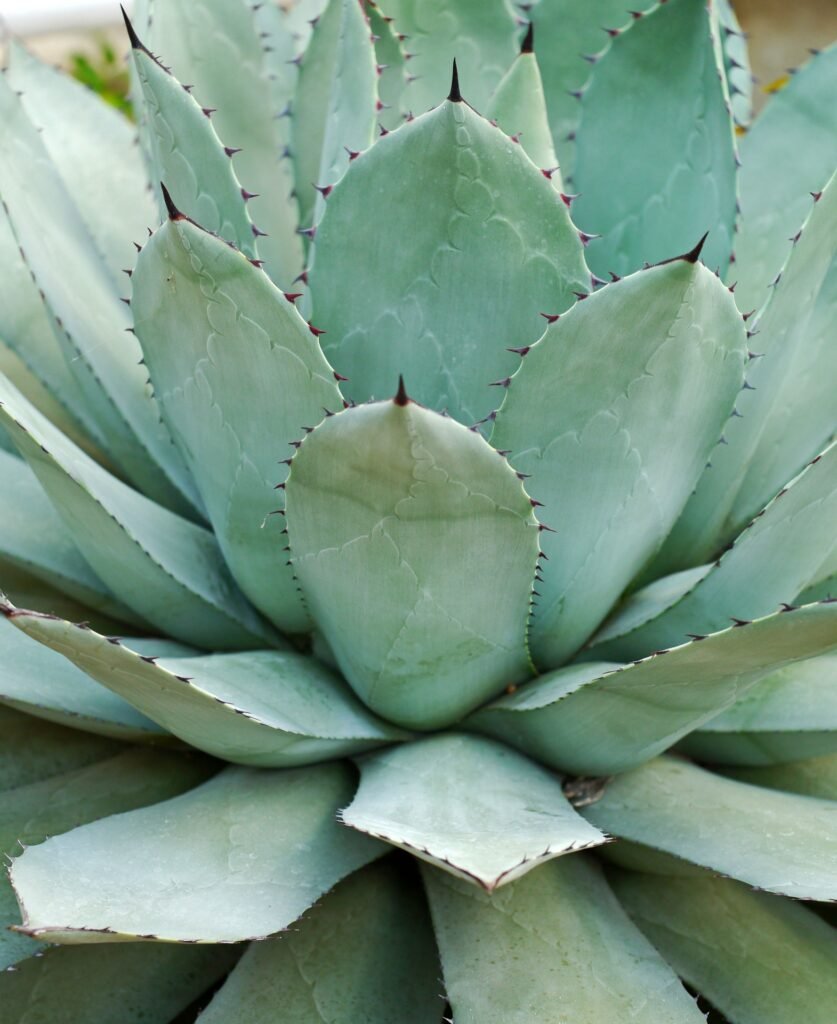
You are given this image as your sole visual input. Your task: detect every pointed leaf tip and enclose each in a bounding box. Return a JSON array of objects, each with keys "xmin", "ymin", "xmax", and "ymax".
[
  {"xmin": 683, "ymin": 231, "xmax": 710, "ymax": 264},
  {"xmin": 394, "ymin": 375, "xmax": 410, "ymax": 406},
  {"xmin": 159, "ymin": 183, "xmax": 184, "ymax": 222},
  {"xmin": 521, "ymin": 22, "xmax": 534, "ymax": 54},
  {"xmin": 448, "ymin": 59, "xmax": 462, "ymax": 102},
  {"xmin": 120, "ymin": 5, "xmax": 146, "ymax": 53}
]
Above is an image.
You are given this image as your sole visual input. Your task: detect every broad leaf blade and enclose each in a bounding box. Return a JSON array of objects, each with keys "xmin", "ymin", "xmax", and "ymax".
[
  {"xmin": 726, "ymin": 752, "xmax": 837, "ymax": 799},
  {"xmin": 367, "ymin": 0, "xmax": 413, "ymax": 132},
  {"xmin": 285, "ymin": 398, "xmax": 540, "ymax": 729},
  {"xmin": 341, "ymin": 733, "xmax": 606, "ymax": 889}
]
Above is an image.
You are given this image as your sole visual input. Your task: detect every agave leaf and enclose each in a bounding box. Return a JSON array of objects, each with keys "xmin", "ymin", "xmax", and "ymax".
[
  {"xmin": 422, "ymin": 857, "xmax": 704, "ymax": 1024},
  {"xmin": 308, "ymin": 98, "xmax": 589, "ymax": 425},
  {"xmin": 592, "ymin": 441, "xmax": 837, "ymax": 661},
  {"xmin": 0, "ymin": 73, "xmax": 201, "ymax": 517},
  {"xmin": 612, "ymin": 872, "xmax": 837, "ymax": 1024},
  {"xmin": 0, "ymin": 943, "xmax": 238, "ymax": 1022},
  {"xmin": 466, "ymin": 600, "xmax": 837, "ymax": 776},
  {"xmin": 5, "ymin": 41, "xmax": 156, "ymax": 286},
  {"xmin": 0, "ymin": 615, "xmax": 167, "ymax": 743},
  {"xmin": 366, "ymin": 0, "xmax": 412, "ymax": 132},
  {"xmin": 341, "ymin": 733, "xmax": 606, "ymax": 890},
  {"xmin": 4, "ymin": 605, "xmax": 406, "ymax": 767},
  {"xmin": 573, "ymin": 0, "xmax": 737, "ymax": 278},
  {"xmin": 715, "ymin": 0, "xmax": 753, "ymax": 130},
  {"xmin": 486, "ymin": 28, "xmax": 559, "ymax": 174},
  {"xmin": 197, "ymin": 862, "xmax": 440, "ymax": 1023},
  {"xmin": 657, "ymin": 171, "xmax": 837, "ymax": 571},
  {"xmin": 128, "ymin": 41, "xmax": 256, "ymax": 256},
  {"xmin": 491, "ymin": 258, "xmax": 746, "ymax": 667},
  {"xmin": 11, "ymin": 762, "xmax": 384, "ymax": 943},
  {"xmin": 0, "ymin": 449, "xmax": 142, "ymax": 625},
  {"xmin": 143, "ymin": 0, "xmax": 303, "ymax": 288},
  {"xmin": 132, "ymin": 216, "xmax": 343, "ymax": 635},
  {"xmin": 725, "ymin": 752, "xmax": 837, "ymax": 799},
  {"xmin": 732, "ymin": 43, "xmax": 837, "ymax": 313},
  {"xmin": 291, "ymin": 0, "xmax": 378, "ymax": 232},
  {"xmin": 679, "ymin": 731, "xmax": 837, "ymax": 767},
  {"xmin": 284, "ymin": 0, "xmax": 330, "ymax": 47},
  {"xmin": 250, "ymin": 0, "xmax": 299, "ymax": 131},
  {"xmin": 581, "ymin": 755, "xmax": 837, "ymax": 900},
  {"xmin": 285, "ymin": 397, "xmax": 540, "ymax": 729},
  {"xmin": 0, "ymin": 375, "xmax": 275, "ymax": 651},
  {"xmin": 379, "ymin": 0, "xmax": 519, "ymax": 114}
]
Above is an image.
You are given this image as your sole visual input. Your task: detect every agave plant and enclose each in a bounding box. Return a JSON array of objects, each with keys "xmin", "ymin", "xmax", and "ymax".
[{"xmin": 0, "ymin": 0, "xmax": 836, "ymax": 1020}]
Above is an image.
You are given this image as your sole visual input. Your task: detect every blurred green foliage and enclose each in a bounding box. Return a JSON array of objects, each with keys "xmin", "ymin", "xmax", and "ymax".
[{"xmin": 70, "ymin": 37, "xmax": 132, "ymax": 117}]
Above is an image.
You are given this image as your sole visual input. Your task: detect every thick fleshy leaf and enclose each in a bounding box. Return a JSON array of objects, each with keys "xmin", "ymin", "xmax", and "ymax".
[
  {"xmin": 308, "ymin": 97, "xmax": 589, "ymax": 426},
  {"xmin": 467, "ymin": 600, "xmax": 837, "ymax": 775},
  {"xmin": 132, "ymin": 215, "xmax": 342, "ymax": 634},
  {"xmin": 573, "ymin": 0, "xmax": 737, "ymax": 278},
  {"xmin": 716, "ymin": 0, "xmax": 753, "ymax": 129},
  {"xmin": 681, "ymin": 729, "xmax": 837, "ymax": 767},
  {"xmin": 0, "ymin": 449, "xmax": 141, "ymax": 626},
  {"xmin": 128, "ymin": 40, "xmax": 256, "ymax": 256},
  {"xmin": 0, "ymin": 73, "xmax": 200, "ymax": 516},
  {"xmin": 0, "ymin": 375, "xmax": 275, "ymax": 650},
  {"xmin": 291, "ymin": 0, "xmax": 377, "ymax": 231},
  {"xmin": 657, "ymin": 173, "xmax": 837, "ymax": 569},
  {"xmin": 197, "ymin": 862, "xmax": 441, "ymax": 1024},
  {"xmin": 592, "ymin": 441, "xmax": 837, "ymax": 661},
  {"xmin": 0, "ymin": 615, "xmax": 167, "ymax": 743},
  {"xmin": 422, "ymin": 857, "xmax": 704, "ymax": 1024},
  {"xmin": 367, "ymin": 0, "xmax": 412, "ymax": 132},
  {"xmin": 486, "ymin": 33, "xmax": 559, "ymax": 173},
  {"xmin": 725, "ymin": 752, "xmax": 837, "ymax": 800},
  {"xmin": 143, "ymin": 0, "xmax": 303, "ymax": 288},
  {"xmin": 0, "ymin": 943, "xmax": 238, "ymax": 1023},
  {"xmin": 341, "ymin": 734, "xmax": 606, "ymax": 890},
  {"xmin": 11, "ymin": 763, "xmax": 384, "ymax": 943},
  {"xmin": 285, "ymin": 397, "xmax": 540, "ymax": 729},
  {"xmin": 613, "ymin": 872, "xmax": 837, "ymax": 1024},
  {"xmin": 380, "ymin": 0, "xmax": 519, "ymax": 114},
  {"xmin": 491, "ymin": 258, "xmax": 746, "ymax": 667},
  {"xmin": 5, "ymin": 41, "xmax": 156, "ymax": 285},
  {"xmin": 582, "ymin": 755, "xmax": 837, "ymax": 899},
  {"xmin": 732, "ymin": 43, "xmax": 837, "ymax": 312},
  {"xmin": 4, "ymin": 606, "xmax": 406, "ymax": 766}
]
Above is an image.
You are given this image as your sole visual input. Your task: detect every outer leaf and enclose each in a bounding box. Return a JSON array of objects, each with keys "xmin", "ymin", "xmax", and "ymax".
[
  {"xmin": 341, "ymin": 733, "xmax": 606, "ymax": 890},
  {"xmin": 143, "ymin": 0, "xmax": 303, "ymax": 288},
  {"xmin": 4, "ymin": 605, "xmax": 406, "ymax": 767},
  {"xmin": 486, "ymin": 32, "xmax": 559, "ymax": 174},
  {"xmin": 582, "ymin": 755, "xmax": 837, "ymax": 900},
  {"xmin": 732, "ymin": 44, "xmax": 837, "ymax": 312},
  {"xmin": 291, "ymin": 0, "xmax": 378, "ymax": 231},
  {"xmin": 367, "ymin": 0, "xmax": 412, "ymax": 132},
  {"xmin": 657, "ymin": 171, "xmax": 837, "ymax": 569},
  {"xmin": 0, "ymin": 375, "xmax": 274, "ymax": 650},
  {"xmin": 726, "ymin": 752, "xmax": 837, "ymax": 800},
  {"xmin": 128, "ymin": 41, "xmax": 256, "ymax": 256},
  {"xmin": 491, "ymin": 258, "xmax": 746, "ymax": 666},
  {"xmin": 197, "ymin": 862, "xmax": 441, "ymax": 1024},
  {"xmin": 11, "ymin": 762, "xmax": 384, "ymax": 943},
  {"xmin": 0, "ymin": 73, "xmax": 200, "ymax": 517},
  {"xmin": 573, "ymin": 0, "xmax": 737, "ymax": 278},
  {"xmin": 380, "ymin": 0, "xmax": 519, "ymax": 114},
  {"xmin": 613, "ymin": 872, "xmax": 837, "ymax": 1024},
  {"xmin": 6, "ymin": 41, "xmax": 155, "ymax": 285},
  {"xmin": 285, "ymin": 397, "xmax": 540, "ymax": 729},
  {"xmin": 0, "ymin": 615, "xmax": 167, "ymax": 743},
  {"xmin": 132, "ymin": 215, "xmax": 343, "ymax": 634},
  {"xmin": 0, "ymin": 943, "xmax": 238, "ymax": 1023},
  {"xmin": 467, "ymin": 600, "xmax": 837, "ymax": 775},
  {"xmin": 422, "ymin": 857, "xmax": 704, "ymax": 1024},
  {"xmin": 308, "ymin": 98, "xmax": 589, "ymax": 425},
  {"xmin": 592, "ymin": 441, "xmax": 837, "ymax": 661}
]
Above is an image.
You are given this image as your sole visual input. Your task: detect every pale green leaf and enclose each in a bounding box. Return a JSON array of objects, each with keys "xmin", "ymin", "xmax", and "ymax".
[
  {"xmin": 592, "ymin": 441, "xmax": 837, "ymax": 661},
  {"xmin": 11, "ymin": 762, "xmax": 384, "ymax": 943},
  {"xmin": 582, "ymin": 755, "xmax": 837, "ymax": 899},
  {"xmin": 422, "ymin": 856, "xmax": 704, "ymax": 1024},
  {"xmin": 467, "ymin": 600, "xmax": 837, "ymax": 775},
  {"xmin": 573, "ymin": 0, "xmax": 737, "ymax": 278},
  {"xmin": 341, "ymin": 733, "xmax": 606, "ymax": 890},
  {"xmin": 132, "ymin": 216, "xmax": 343, "ymax": 634},
  {"xmin": 0, "ymin": 375, "xmax": 275, "ymax": 651},
  {"xmin": 4, "ymin": 605, "xmax": 406, "ymax": 767},
  {"xmin": 197, "ymin": 862, "xmax": 440, "ymax": 1024},
  {"xmin": 308, "ymin": 98, "xmax": 589, "ymax": 425},
  {"xmin": 367, "ymin": 0, "xmax": 412, "ymax": 132},
  {"xmin": 285, "ymin": 398, "xmax": 540, "ymax": 729},
  {"xmin": 491, "ymin": 259, "xmax": 746, "ymax": 667},
  {"xmin": 680, "ymin": 730, "xmax": 837, "ymax": 767},
  {"xmin": 613, "ymin": 872, "xmax": 837, "ymax": 1024},
  {"xmin": 725, "ymin": 752, "xmax": 837, "ymax": 800},
  {"xmin": 716, "ymin": 0, "xmax": 753, "ymax": 129}
]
